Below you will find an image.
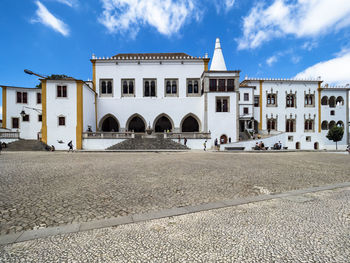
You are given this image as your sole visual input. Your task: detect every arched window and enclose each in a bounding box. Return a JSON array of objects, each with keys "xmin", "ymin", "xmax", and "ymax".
[
  {"xmin": 123, "ymin": 81, "xmax": 128, "ymax": 94},
  {"xmin": 129, "ymin": 80, "xmax": 134, "ymax": 94},
  {"xmin": 321, "ymin": 121, "xmax": 328, "ymax": 130},
  {"xmin": 100, "ymin": 115, "xmax": 119, "ymax": 132},
  {"xmin": 181, "ymin": 115, "xmax": 200, "ymax": 132},
  {"xmin": 321, "ymin": 96, "xmax": 328, "ymax": 105},
  {"xmin": 336, "ymin": 96, "xmax": 344, "ymax": 106},
  {"xmin": 145, "ymin": 81, "xmax": 150, "ymax": 97},
  {"xmin": 172, "ymin": 80, "xmax": 177, "ymax": 94},
  {"xmin": 337, "ymin": 121, "xmax": 344, "ymax": 128},
  {"xmin": 102, "ymin": 81, "xmax": 106, "ymax": 94},
  {"xmin": 194, "ymin": 81, "xmax": 199, "ymax": 93},
  {"xmin": 128, "ymin": 115, "xmax": 146, "ymax": 132},
  {"xmin": 286, "ymin": 119, "xmax": 295, "ymax": 132},
  {"xmin": 286, "ymin": 94, "xmax": 295, "ymax": 108},
  {"xmin": 154, "ymin": 116, "xmax": 173, "ymax": 132},
  {"xmin": 305, "ymin": 94, "xmax": 314, "ymax": 106},
  {"xmin": 304, "ymin": 119, "xmax": 314, "ymax": 132},
  {"xmin": 267, "ymin": 118, "xmax": 277, "ymax": 130},
  {"xmin": 329, "ymin": 96, "xmax": 336, "ymax": 108},
  {"xmin": 329, "ymin": 121, "xmax": 336, "ymax": 129},
  {"xmin": 151, "ymin": 81, "xmax": 156, "ymax": 96},
  {"xmin": 267, "ymin": 94, "xmax": 277, "ymax": 106},
  {"xmin": 107, "ymin": 81, "xmax": 112, "ymax": 94},
  {"xmin": 166, "ymin": 81, "xmax": 171, "ymax": 94},
  {"xmin": 187, "ymin": 80, "xmax": 193, "ymax": 93}
]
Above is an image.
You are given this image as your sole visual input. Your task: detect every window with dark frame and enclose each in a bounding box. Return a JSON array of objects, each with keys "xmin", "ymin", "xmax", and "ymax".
[
  {"xmin": 267, "ymin": 94, "xmax": 277, "ymax": 106},
  {"xmin": 37, "ymin": 93, "xmax": 42, "ymax": 104},
  {"xmin": 244, "ymin": 93, "xmax": 249, "ymax": 101},
  {"xmin": 122, "ymin": 79, "xmax": 134, "ymax": 96},
  {"xmin": 57, "ymin": 85, "xmax": 67, "ymax": 98},
  {"xmin": 16, "ymin": 92, "xmax": 28, "ymax": 104},
  {"xmin": 286, "ymin": 119, "xmax": 296, "ymax": 132},
  {"xmin": 254, "ymin": 96, "xmax": 259, "ymax": 107},
  {"xmin": 100, "ymin": 80, "xmax": 112, "ymax": 96},
  {"xmin": 227, "ymin": 79, "xmax": 235, "ymax": 91},
  {"xmin": 304, "ymin": 120, "xmax": 314, "ymax": 132},
  {"xmin": 218, "ymin": 79, "xmax": 225, "ymax": 91},
  {"xmin": 243, "ymin": 107, "xmax": 249, "ymax": 114},
  {"xmin": 286, "ymin": 94, "xmax": 295, "ymax": 108},
  {"xmin": 38, "ymin": 114, "xmax": 42, "ymax": 122},
  {"xmin": 267, "ymin": 118, "xmax": 277, "ymax": 130},
  {"xmin": 209, "ymin": 79, "xmax": 217, "ymax": 91},
  {"xmin": 216, "ymin": 97, "xmax": 229, "ymax": 112},
  {"xmin": 165, "ymin": 79, "xmax": 178, "ymax": 95},
  {"xmin": 304, "ymin": 94, "xmax": 314, "ymax": 106},
  {"xmin": 58, "ymin": 116, "xmax": 66, "ymax": 126},
  {"xmin": 144, "ymin": 80, "xmax": 156, "ymax": 97}
]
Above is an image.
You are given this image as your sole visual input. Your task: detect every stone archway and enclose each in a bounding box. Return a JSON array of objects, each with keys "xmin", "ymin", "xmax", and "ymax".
[
  {"xmin": 314, "ymin": 142, "xmax": 319, "ymax": 150},
  {"xmin": 153, "ymin": 114, "xmax": 174, "ymax": 133},
  {"xmin": 126, "ymin": 114, "xmax": 146, "ymax": 133},
  {"xmin": 180, "ymin": 114, "xmax": 201, "ymax": 132},
  {"xmin": 99, "ymin": 114, "xmax": 120, "ymax": 132},
  {"xmin": 220, "ymin": 134, "xmax": 228, "ymax": 144}
]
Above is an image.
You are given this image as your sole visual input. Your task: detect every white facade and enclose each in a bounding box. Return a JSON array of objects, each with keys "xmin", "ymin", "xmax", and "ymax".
[{"xmin": 1, "ymin": 39, "xmax": 349, "ymax": 150}]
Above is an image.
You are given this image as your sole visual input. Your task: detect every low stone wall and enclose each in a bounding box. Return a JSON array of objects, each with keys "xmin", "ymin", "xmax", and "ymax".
[{"xmin": 83, "ymin": 139, "xmax": 126, "ymax": 150}]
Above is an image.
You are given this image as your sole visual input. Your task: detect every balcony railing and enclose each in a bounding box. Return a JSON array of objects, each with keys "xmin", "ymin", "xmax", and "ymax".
[
  {"xmin": 83, "ymin": 132, "xmax": 135, "ymax": 139},
  {"xmin": 0, "ymin": 132, "xmax": 20, "ymax": 139},
  {"xmin": 165, "ymin": 132, "xmax": 211, "ymax": 139}
]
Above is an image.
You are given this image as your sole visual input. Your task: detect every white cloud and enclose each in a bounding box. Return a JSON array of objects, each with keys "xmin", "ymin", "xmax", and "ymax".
[
  {"xmin": 266, "ymin": 55, "xmax": 278, "ymax": 66},
  {"xmin": 32, "ymin": 1, "xmax": 70, "ymax": 37},
  {"xmin": 213, "ymin": 0, "xmax": 235, "ymax": 13},
  {"xmin": 238, "ymin": 0, "xmax": 350, "ymax": 50},
  {"xmin": 99, "ymin": 0, "xmax": 199, "ymax": 37},
  {"xmin": 295, "ymin": 51, "xmax": 350, "ymax": 85},
  {"xmin": 301, "ymin": 41, "xmax": 318, "ymax": 51},
  {"xmin": 55, "ymin": 0, "xmax": 79, "ymax": 8}
]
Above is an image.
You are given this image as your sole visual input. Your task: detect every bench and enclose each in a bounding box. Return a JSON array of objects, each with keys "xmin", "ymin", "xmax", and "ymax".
[{"xmin": 225, "ymin": 147, "xmax": 245, "ymax": 151}]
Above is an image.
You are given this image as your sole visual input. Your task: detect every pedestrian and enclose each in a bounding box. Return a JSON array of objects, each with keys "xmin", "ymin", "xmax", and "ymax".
[
  {"xmin": 278, "ymin": 141, "xmax": 282, "ymax": 150},
  {"xmin": 68, "ymin": 140, "xmax": 73, "ymax": 152},
  {"xmin": 0, "ymin": 141, "xmax": 2, "ymax": 155},
  {"xmin": 229, "ymin": 137, "xmax": 231, "ymax": 143},
  {"xmin": 347, "ymin": 144, "xmax": 350, "ymax": 154},
  {"xmin": 203, "ymin": 140, "xmax": 207, "ymax": 151},
  {"xmin": 268, "ymin": 128, "xmax": 271, "ymax": 135},
  {"xmin": 184, "ymin": 137, "xmax": 187, "ymax": 146},
  {"xmin": 214, "ymin": 138, "xmax": 218, "ymax": 148}
]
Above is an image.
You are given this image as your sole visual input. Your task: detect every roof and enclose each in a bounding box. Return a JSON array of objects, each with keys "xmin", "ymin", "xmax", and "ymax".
[
  {"xmin": 241, "ymin": 78, "xmax": 323, "ymax": 84},
  {"xmin": 0, "ymin": 85, "xmax": 40, "ymax": 90},
  {"xmin": 210, "ymin": 38, "xmax": 227, "ymax": 71},
  {"xmin": 92, "ymin": 52, "xmax": 207, "ymax": 60}
]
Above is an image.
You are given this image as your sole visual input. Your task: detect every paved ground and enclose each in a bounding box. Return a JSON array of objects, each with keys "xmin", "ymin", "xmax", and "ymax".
[
  {"xmin": 1, "ymin": 186, "xmax": 349, "ymax": 262},
  {"xmin": 0, "ymin": 151, "xmax": 349, "ymax": 235}
]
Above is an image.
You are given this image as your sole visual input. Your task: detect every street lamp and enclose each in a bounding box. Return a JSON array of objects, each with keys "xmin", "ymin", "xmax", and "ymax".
[
  {"xmin": 24, "ymin": 69, "xmax": 47, "ymax": 78},
  {"xmin": 20, "ymin": 106, "xmax": 42, "ymax": 117}
]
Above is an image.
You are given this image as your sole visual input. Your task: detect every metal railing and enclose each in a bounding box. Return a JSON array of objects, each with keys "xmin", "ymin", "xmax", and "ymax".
[
  {"xmin": 165, "ymin": 132, "xmax": 211, "ymax": 139},
  {"xmin": 83, "ymin": 132, "xmax": 135, "ymax": 139},
  {"xmin": 0, "ymin": 132, "xmax": 20, "ymax": 139}
]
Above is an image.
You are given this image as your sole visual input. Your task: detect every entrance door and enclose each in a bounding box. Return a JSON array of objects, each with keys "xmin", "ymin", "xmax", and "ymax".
[
  {"xmin": 296, "ymin": 142, "xmax": 300, "ymax": 149},
  {"xmin": 220, "ymin": 135, "xmax": 228, "ymax": 144},
  {"xmin": 314, "ymin": 142, "xmax": 319, "ymax": 150}
]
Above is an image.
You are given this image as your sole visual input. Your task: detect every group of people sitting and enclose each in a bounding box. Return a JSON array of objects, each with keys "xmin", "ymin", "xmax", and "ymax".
[
  {"xmin": 254, "ymin": 141, "xmax": 283, "ymax": 150},
  {"xmin": 273, "ymin": 141, "xmax": 283, "ymax": 150}
]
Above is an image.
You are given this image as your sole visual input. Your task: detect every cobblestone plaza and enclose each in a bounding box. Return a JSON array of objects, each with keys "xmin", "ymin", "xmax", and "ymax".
[{"xmin": 0, "ymin": 151, "xmax": 349, "ymax": 236}]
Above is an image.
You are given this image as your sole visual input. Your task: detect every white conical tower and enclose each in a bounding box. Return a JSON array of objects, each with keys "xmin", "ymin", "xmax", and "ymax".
[{"xmin": 210, "ymin": 38, "xmax": 227, "ymax": 71}]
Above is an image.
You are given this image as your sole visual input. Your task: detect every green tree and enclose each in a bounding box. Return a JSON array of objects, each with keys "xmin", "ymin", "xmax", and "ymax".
[
  {"xmin": 35, "ymin": 74, "xmax": 72, "ymax": 89},
  {"xmin": 326, "ymin": 126, "xmax": 344, "ymax": 150}
]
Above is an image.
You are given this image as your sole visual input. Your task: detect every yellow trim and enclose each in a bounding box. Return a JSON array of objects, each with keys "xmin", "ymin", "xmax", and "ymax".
[
  {"xmin": 259, "ymin": 80, "xmax": 263, "ymax": 130},
  {"xmin": 318, "ymin": 82, "xmax": 322, "ymax": 133},
  {"xmin": 92, "ymin": 60, "xmax": 98, "ymax": 130},
  {"xmin": 41, "ymin": 80, "xmax": 47, "ymax": 144},
  {"xmin": 2, "ymin": 87, "xmax": 6, "ymax": 128},
  {"xmin": 76, "ymin": 81, "xmax": 83, "ymax": 150},
  {"xmin": 203, "ymin": 58, "xmax": 210, "ymax": 71}
]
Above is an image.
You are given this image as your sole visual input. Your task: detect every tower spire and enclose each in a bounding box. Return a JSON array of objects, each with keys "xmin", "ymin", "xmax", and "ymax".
[{"xmin": 210, "ymin": 38, "xmax": 227, "ymax": 71}]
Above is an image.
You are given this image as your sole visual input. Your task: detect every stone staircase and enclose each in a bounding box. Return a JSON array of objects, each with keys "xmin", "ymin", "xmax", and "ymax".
[
  {"xmin": 3, "ymin": 139, "xmax": 49, "ymax": 151},
  {"xmin": 107, "ymin": 136, "xmax": 189, "ymax": 150}
]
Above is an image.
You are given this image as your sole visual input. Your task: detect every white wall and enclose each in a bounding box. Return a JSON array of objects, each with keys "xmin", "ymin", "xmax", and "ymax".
[
  {"xmin": 83, "ymin": 85, "xmax": 96, "ymax": 132},
  {"xmin": 46, "ymin": 80, "xmax": 77, "ymax": 150},
  {"xmin": 5, "ymin": 88, "xmax": 42, "ymax": 139},
  {"xmin": 83, "ymin": 138, "xmax": 125, "ymax": 150}
]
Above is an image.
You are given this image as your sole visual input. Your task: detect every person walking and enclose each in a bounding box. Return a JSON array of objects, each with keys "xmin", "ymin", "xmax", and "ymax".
[
  {"xmin": 347, "ymin": 144, "xmax": 350, "ymax": 154},
  {"xmin": 214, "ymin": 138, "xmax": 218, "ymax": 149},
  {"xmin": 184, "ymin": 137, "xmax": 187, "ymax": 146},
  {"xmin": 203, "ymin": 140, "xmax": 207, "ymax": 151},
  {"xmin": 0, "ymin": 141, "xmax": 2, "ymax": 155},
  {"xmin": 68, "ymin": 140, "xmax": 73, "ymax": 152}
]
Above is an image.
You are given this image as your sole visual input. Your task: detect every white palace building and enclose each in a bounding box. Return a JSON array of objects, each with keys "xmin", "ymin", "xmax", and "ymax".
[{"xmin": 1, "ymin": 39, "xmax": 349, "ymax": 150}]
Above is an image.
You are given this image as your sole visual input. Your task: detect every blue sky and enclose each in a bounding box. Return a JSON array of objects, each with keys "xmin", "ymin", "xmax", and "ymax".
[{"xmin": 1, "ymin": 0, "xmax": 350, "ymax": 117}]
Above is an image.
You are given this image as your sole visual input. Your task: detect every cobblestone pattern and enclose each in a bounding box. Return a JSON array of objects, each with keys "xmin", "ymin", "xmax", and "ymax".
[
  {"xmin": 1, "ymin": 188, "xmax": 349, "ymax": 262},
  {"xmin": 0, "ymin": 151, "xmax": 349, "ymax": 235}
]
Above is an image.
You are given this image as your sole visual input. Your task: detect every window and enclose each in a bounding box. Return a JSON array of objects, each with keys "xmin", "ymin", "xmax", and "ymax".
[
  {"xmin": 58, "ymin": 116, "xmax": 66, "ymax": 126},
  {"xmin": 165, "ymin": 79, "xmax": 178, "ymax": 96},
  {"xmin": 306, "ymin": 136, "xmax": 311, "ymax": 142},
  {"xmin": 329, "ymin": 96, "xmax": 336, "ymax": 108},
  {"xmin": 209, "ymin": 79, "xmax": 217, "ymax": 91},
  {"xmin": 254, "ymin": 96, "xmax": 259, "ymax": 107},
  {"xmin": 22, "ymin": 114, "xmax": 29, "ymax": 122},
  {"xmin": 99, "ymin": 80, "xmax": 112, "ymax": 96},
  {"xmin": 321, "ymin": 96, "xmax": 328, "ymax": 105},
  {"xmin": 304, "ymin": 119, "xmax": 314, "ymax": 132},
  {"xmin": 121, "ymin": 79, "xmax": 134, "ymax": 96},
  {"xmin": 187, "ymin": 79, "xmax": 200, "ymax": 96},
  {"xmin": 12, "ymin": 118, "xmax": 19, "ymax": 128},
  {"xmin": 305, "ymin": 94, "xmax": 314, "ymax": 106},
  {"xmin": 243, "ymin": 107, "xmax": 249, "ymax": 115},
  {"xmin": 38, "ymin": 114, "xmax": 42, "ymax": 122},
  {"xmin": 244, "ymin": 93, "xmax": 249, "ymax": 101},
  {"xmin": 286, "ymin": 119, "xmax": 296, "ymax": 132},
  {"xmin": 37, "ymin": 93, "xmax": 42, "ymax": 104},
  {"xmin": 227, "ymin": 79, "xmax": 235, "ymax": 91},
  {"xmin": 336, "ymin": 96, "xmax": 344, "ymax": 106},
  {"xmin": 218, "ymin": 79, "xmax": 225, "ymax": 91},
  {"xmin": 16, "ymin": 92, "xmax": 28, "ymax": 104},
  {"xmin": 330, "ymin": 110, "xmax": 335, "ymax": 116},
  {"xmin": 267, "ymin": 94, "xmax": 277, "ymax": 106},
  {"xmin": 144, "ymin": 79, "xmax": 156, "ymax": 97},
  {"xmin": 288, "ymin": 136, "xmax": 293, "ymax": 142},
  {"xmin": 57, "ymin": 85, "xmax": 67, "ymax": 98},
  {"xmin": 216, "ymin": 97, "xmax": 229, "ymax": 112},
  {"xmin": 329, "ymin": 121, "xmax": 336, "ymax": 129},
  {"xmin": 286, "ymin": 94, "xmax": 296, "ymax": 108},
  {"xmin": 267, "ymin": 118, "xmax": 277, "ymax": 130},
  {"xmin": 321, "ymin": 121, "xmax": 328, "ymax": 130}
]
